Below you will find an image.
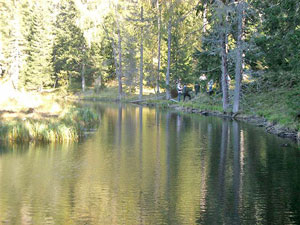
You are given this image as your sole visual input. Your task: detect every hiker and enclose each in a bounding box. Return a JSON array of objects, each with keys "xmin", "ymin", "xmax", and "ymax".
[
  {"xmin": 208, "ymin": 79, "xmax": 213, "ymax": 95},
  {"xmin": 177, "ymin": 81, "xmax": 183, "ymax": 101},
  {"xmin": 199, "ymin": 74, "xmax": 207, "ymax": 92},
  {"xmin": 194, "ymin": 83, "xmax": 200, "ymax": 95},
  {"xmin": 183, "ymin": 84, "xmax": 191, "ymax": 101}
]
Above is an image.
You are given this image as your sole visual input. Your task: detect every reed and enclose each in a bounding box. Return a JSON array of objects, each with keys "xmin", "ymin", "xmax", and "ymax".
[{"xmin": 0, "ymin": 108, "xmax": 99, "ymax": 143}]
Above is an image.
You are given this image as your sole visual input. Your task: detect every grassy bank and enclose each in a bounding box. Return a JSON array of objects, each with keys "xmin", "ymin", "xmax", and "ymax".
[
  {"xmin": 78, "ymin": 75, "xmax": 299, "ymax": 139},
  {"xmin": 0, "ymin": 79, "xmax": 99, "ymax": 143},
  {"xmin": 0, "ymin": 107, "xmax": 99, "ymax": 143}
]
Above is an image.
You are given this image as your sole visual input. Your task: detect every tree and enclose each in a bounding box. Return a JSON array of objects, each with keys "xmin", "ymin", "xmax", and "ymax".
[
  {"xmin": 233, "ymin": 0, "xmax": 244, "ymax": 113},
  {"xmin": 22, "ymin": 0, "xmax": 54, "ymax": 90},
  {"xmin": 252, "ymin": 0, "xmax": 300, "ymax": 72},
  {"xmin": 53, "ymin": 0, "xmax": 88, "ymax": 90},
  {"xmin": 156, "ymin": 0, "xmax": 162, "ymax": 94},
  {"xmin": 0, "ymin": 0, "xmax": 24, "ymax": 89},
  {"xmin": 194, "ymin": 0, "xmax": 231, "ymax": 111},
  {"xmin": 139, "ymin": 6, "xmax": 144, "ymax": 100}
]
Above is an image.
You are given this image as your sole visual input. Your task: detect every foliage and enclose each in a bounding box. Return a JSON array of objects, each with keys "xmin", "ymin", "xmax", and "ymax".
[
  {"xmin": 21, "ymin": 1, "xmax": 54, "ymax": 90},
  {"xmin": 0, "ymin": 0, "xmax": 299, "ymax": 131},
  {"xmin": 252, "ymin": 0, "xmax": 300, "ymax": 72}
]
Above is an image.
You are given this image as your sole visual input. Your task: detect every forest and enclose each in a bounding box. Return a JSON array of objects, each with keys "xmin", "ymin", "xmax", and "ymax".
[
  {"xmin": 0, "ymin": 1, "xmax": 300, "ymax": 223},
  {"xmin": 0, "ymin": 0, "xmax": 299, "ymax": 140}
]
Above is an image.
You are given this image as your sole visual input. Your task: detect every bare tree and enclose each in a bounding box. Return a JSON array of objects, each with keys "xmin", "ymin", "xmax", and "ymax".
[
  {"xmin": 166, "ymin": 17, "xmax": 172, "ymax": 100},
  {"xmin": 10, "ymin": 3, "xmax": 22, "ymax": 89},
  {"xmin": 139, "ymin": 6, "xmax": 144, "ymax": 100},
  {"xmin": 116, "ymin": 22, "xmax": 123, "ymax": 100},
  {"xmin": 233, "ymin": 1, "xmax": 244, "ymax": 113},
  {"xmin": 156, "ymin": 0, "xmax": 161, "ymax": 94},
  {"xmin": 217, "ymin": 0, "xmax": 231, "ymax": 112}
]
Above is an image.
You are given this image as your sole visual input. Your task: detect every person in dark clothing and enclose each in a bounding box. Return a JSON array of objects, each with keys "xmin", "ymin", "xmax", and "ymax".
[
  {"xmin": 177, "ymin": 81, "xmax": 183, "ymax": 102},
  {"xmin": 183, "ymin": 84, "xmax": 191, "ymax": 101},
  {"xmin": 194, "ymin": 83, "xmax": 200, "ymax": 95}
]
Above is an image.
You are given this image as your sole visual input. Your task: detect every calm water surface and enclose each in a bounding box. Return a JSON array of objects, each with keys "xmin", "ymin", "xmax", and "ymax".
[{"xmin": 0, "ymin": 103, "xmax": 299, "ymax": 225}]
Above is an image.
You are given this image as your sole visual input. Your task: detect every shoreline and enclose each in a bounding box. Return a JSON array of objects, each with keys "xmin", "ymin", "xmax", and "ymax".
[
  {"xmin": 74, "ymin": 89, "xmax": 300, "ymax": 142},
  {"xmin": 139, "ymin": 101, "xmax": 300, "ymax": 142}
]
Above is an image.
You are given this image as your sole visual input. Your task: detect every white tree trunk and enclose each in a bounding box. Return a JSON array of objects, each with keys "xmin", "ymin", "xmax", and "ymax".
[
  {"xmin": 233, "ymin": 1, "xmax": 244, "ymax": 113},
  {"xmin": 81, "ymin": 62, "xmax": 85, "ymax": 92},
  {"xmin": 139, "ymin": 6, "xmax": 144, "ymax": 100},
  {"xmin": 156, "ymin": 0, "xmax": 161, "ymax": 94},
  {"xmin": 166, "ymin": 18, "xmax": 172, "ymax": 100},
  {"xmin": 117, "ymin": 24, "xmax": 123, "ymax": 100},
  {"xmin": 202, "ymin": 2, "xmax": 207, "ymax": 33},
  {"xmin": 11, "ymin": 12, "xmax": 21, "ymax": 89}
]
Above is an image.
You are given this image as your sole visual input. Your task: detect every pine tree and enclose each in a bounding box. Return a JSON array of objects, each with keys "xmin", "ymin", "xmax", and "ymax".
[
  {"xmin": 22, "ymin": 1, "xmax": 54, "ymax": 90},
  {"xmin": 53, "ymin": 0, "xmax": 87, "ymax": 89}
]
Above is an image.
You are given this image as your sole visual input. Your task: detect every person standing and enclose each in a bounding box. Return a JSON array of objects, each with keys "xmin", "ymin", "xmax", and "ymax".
[
  {"xmin": 177, "ymin": 81, "xmax": 183, "ymax": 101},
  {"xmin": 194, "ymin": 83, "xmax": 200, "ymax": 95},
  {"xmin": 208, "ymin": 79, "xmax": 214, "ymax": 95},
  {"xmin": 183, "ymin": 84, "xmax": 191, "ymax": 101}
]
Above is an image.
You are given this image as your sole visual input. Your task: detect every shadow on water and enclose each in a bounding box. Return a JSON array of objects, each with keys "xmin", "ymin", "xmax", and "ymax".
[{"xmin": 0, "ymin": 103, "xmax": 299, "ymax": 224}]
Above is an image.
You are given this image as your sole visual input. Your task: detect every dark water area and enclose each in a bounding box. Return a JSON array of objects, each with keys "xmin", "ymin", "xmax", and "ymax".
[{"xmin": 0, "ymin": 103, "xmax": 299, "ymax": 225}]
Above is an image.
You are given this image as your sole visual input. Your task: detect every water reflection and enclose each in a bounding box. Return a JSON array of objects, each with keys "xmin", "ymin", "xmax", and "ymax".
[
  {"xmin": 232, "ymin": 121, "xmax": 241, "ymax": 225},
  {"xmin": 0, "ymin": 104, "xmax": 299, "ymax": 224}
]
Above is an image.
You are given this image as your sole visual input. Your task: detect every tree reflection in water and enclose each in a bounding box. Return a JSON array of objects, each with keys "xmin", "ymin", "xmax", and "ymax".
[{"xmin": 0, "ymin": 104, "xmax": 299, "ymax": 225}]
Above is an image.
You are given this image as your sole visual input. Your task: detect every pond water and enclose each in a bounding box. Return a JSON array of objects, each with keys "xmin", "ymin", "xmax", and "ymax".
[{"xmin": 0, "ymin": 103, "xmax": 299, "ymax": 225}]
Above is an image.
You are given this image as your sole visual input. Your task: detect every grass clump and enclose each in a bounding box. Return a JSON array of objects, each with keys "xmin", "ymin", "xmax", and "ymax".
[{"xmin": 0, "ymin": 107, "xmax": 99, "ymax": 143}]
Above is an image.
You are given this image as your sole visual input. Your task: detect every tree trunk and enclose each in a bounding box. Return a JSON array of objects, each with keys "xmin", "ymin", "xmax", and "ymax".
[
  {"xmin": 156, "ymin": 0, "xmax": 161, "ymax": 94},
  {"xmin": 117, "ymin": 23, "xmax": 123, "ymax": 100},
  {"xmin": 139, "ymin": 6, "xmax": 144, "ymax": 101},
  {"xmin": 166, "ymin": 18, "xmax": 172, "ymax": 100},
  {"xmin": 111, "ymin": 37, "xmax": 119, "ymax": 92},
  {"xmin": 220, "ymin": 2, "xmax": 230, "ymax": 112},
  {"xmin": 11, "ymin": 12, "xmax": 21, "ymax": 89},
  {"xmin": 202, "ymin": 2, "xmax": 207, "ymax": 33},
  {"xmin": 221, "ymin": 29, "xmax": 229, "ymax": 112},
  {"xmin": 81, "ymin": 62, "xmax": 85, "ymax": 92},
  {"xmin": 11, "ymin": 38, "xmax": 20, "ymax": 89},
  {"xmin": 233, "ymin": 1, "xmax": 244, "ymax": 113}
]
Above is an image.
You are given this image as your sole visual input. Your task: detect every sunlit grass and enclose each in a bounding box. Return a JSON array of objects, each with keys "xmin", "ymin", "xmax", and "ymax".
[
  {"xmin": 0, "ymin": 79, "xmax": 99, "ymax": 143},
  {"xmin": 0, "ymin": 107, "xmax": 99, "ymax": 143},
  {"xmin": 80, "ymin": 85, "xmax": 162, "ymax": 103}
]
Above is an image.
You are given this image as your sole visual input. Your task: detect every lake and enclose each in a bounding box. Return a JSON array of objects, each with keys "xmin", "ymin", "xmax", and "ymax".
[{"xmin": 0, "ymin": 103, "xmax": 299, "ymax": 225}]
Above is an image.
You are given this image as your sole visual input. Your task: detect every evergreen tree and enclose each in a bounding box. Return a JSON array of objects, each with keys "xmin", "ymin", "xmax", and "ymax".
[
  {"xmin": 253, "ymin": 0, "xmax": 300, "ymax": 72},
  {"xmin": 53, "ymin": 0, "xmax": 88, "ymax": 89},
  {"xmin": 22, "ymin": 0, "xmax": 54, "ymax": 90}
]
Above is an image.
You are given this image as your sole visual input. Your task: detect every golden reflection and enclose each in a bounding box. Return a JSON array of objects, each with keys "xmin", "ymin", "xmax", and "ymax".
[{"xmin": 0, "ymin": 105, "xmax": 299, "ymax": 224}]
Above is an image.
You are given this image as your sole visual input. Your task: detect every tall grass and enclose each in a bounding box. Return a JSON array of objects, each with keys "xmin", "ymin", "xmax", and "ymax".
[{"xmin": 0, "ymin": 108, "xmax": 99, "ymax": 143}]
